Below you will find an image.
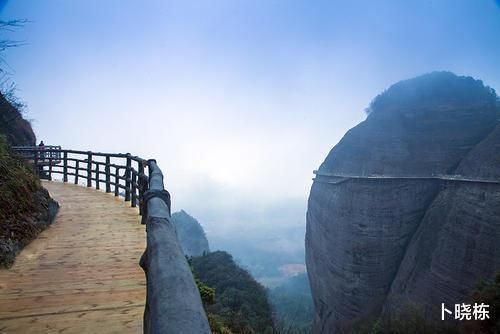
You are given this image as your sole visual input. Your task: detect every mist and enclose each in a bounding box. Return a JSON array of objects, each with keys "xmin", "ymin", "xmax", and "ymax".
[{"xmin": 1, "ymin": 0, "xmax": 500, "ymax": 285}]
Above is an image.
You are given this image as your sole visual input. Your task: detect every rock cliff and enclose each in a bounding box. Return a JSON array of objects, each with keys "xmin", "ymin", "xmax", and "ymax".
[
  {"xmin": 171, "ymin": 210, "xmax": 210, "ymax": 257},
  {"xmin": 305, "ymin": 72, "xmax": 500, "ymax": 332}
]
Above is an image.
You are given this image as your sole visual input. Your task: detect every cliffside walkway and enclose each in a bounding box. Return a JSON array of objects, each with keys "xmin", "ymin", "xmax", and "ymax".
[
  {"xmin": 0, "ymin": 181, "xmax": 145, "ymax": 333},
  {"xmin": 313, "ymin": 170, "xmax": 500, "ymax": 185},
  {"xmin": 2, "ymin": 147, "xmax": 211, "ymax": 334}
]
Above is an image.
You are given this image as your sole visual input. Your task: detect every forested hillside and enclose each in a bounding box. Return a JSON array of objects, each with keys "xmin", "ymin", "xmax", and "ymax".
[
  {"xmin": 190, "ymin": 251, "xmax": 274, "ymax": 334},
  {"xmin": 269, "ymin": 273, "xmax": 313, "ymax": 333}
]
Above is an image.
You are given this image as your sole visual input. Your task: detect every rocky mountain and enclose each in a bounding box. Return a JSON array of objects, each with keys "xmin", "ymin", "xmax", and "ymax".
[
  {"xmin": 171, "ymin": 210, "xmax": 210, "ymax": 257},
  {"xmin": 306, "ymin": 72, "xmax": 500, "ymax": 332}
]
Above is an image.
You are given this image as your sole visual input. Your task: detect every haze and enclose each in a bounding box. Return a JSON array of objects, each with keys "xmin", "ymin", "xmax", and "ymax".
[{"xmin": 1, "ymin": 1, "xmax": 499, "ymax": 278}]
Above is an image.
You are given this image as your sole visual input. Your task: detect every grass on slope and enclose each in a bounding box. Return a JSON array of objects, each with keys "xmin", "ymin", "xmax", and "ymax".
[{"xmin": 0, "ymin": 136, "xmax": 54, "ymax": 267}]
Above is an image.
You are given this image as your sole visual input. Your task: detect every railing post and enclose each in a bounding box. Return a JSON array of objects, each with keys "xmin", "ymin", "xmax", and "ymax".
[
  {"xmin": 114, "ymin": 167, "xmax": 120, "ymax": 197},
  {"xmin": 125, "ymin": 154, "xmax": 131, "ymax": 202},
  {"xmin": 95, "ymin": 163, "xmax": 100, "ymax": 190},
  {"xmin": 75, "ymin": 160, "xmax": 79, "ymax": 185},
  {"xmin": 138, "ymin": 161, "xmax": 146, "ymax": 216},
  {"xmin": 131, "ymin": 170, "xmax": 137, "ymax": 208},
  {"xmin": 48, "ymin": 156, "xmax": 53, "ymax": 181},
  {"xmin": 33, "ymin": 148, "xmax": 39, "ymax": 178},
  {"xmin": 105, "ymin": 156, "xmax": 111, "ymax": 193},
  {"xmin": 63, "ymin": 151, "xmax": 68, "ymax": 182},
  {"xmin": 87, "ymin": 152, "xmax": 92, "ymax": 188}
]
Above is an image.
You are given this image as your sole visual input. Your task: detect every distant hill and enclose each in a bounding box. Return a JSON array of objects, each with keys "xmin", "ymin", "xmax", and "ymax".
[
  {"xmin": 190, "ymin": 251, "xmax": 274, "ymax": 334},
  {"xmin": 171, "ymin": 210, "xmax": 210, "ymax": 256}
]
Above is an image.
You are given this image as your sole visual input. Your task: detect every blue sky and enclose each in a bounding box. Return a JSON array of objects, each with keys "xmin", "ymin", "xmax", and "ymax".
[{"xmin": 1, "ymin": 1, "xmax": 499, "ymax": 234}]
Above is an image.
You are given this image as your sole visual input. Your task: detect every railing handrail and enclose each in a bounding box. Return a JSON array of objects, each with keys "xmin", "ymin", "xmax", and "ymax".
[
  {"xmin": 11, "ymin": 146, "xmax": 146, "ymax": 163},
  {"xmin": 12, "ymin": 145, "xmax": 62, "ymax": 150},
  {"xmin": 10, "ymin": 145, "xmax": 211, "ymax": 334},
  {"xmin": 140, "ymin": 160, "xmax": 210, "ymax": 333}
]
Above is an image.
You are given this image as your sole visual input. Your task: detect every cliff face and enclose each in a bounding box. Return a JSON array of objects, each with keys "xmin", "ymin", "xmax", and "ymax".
[
  {"xmin": 171, "ymin": 210, "xmax": 210, "ymax": 257},
  {"xmin": 385, "ymin": 123, "xmax": 500, "ymax": 315},
  {"xmin": 305, "ymin": 72, "xmax": 500, "ymax": 332}
]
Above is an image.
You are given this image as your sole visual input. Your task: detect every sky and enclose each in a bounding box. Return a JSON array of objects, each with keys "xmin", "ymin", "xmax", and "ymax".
[{"xmin": 1, "ymin": 0, "xmax": 499, "ymax": 236}]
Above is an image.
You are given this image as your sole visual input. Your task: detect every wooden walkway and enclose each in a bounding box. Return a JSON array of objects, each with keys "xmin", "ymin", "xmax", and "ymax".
[{"xmin": 0, "ymin": 181, "xmax": 146, "ymax": 333}]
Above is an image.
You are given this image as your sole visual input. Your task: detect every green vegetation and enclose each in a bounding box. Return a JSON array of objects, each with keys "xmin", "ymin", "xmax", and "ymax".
[
  {"xmin": 269, "ymin": 273, "xmax": 313, "ymax": 333},
  {"xmin": 0, "ymin": 91, "xmax": 35, "ymax": 146},
  {"xmin": 0, "ymin": 66, "xmax": 57, "ymax": 267},
  {"xmin": 1, "ymin": 20, "xmax": 35, "ymax": 147},
  {"xmin": 352, "ymin": 272, "xmax": 500, "ymax": 334},
  {"xmin": 462, "ymin": 272, "xmax": 500, "ymax": 333},
  {"xmin": 0, "ymin": 136, "xmax": 56, "ymax": 267},
  {"xmin": 352, "ymin": 304, "xmax": 457, "ymax": 334},
  {"xmin": 190, "ymin": 251, "xmax": 274, "ymax": 334},
  {"xmin": 0, "ymin": 136, "xmax": 39, "ymax": 222},
  {"xmin": 366, "ymin": 71, "xmax": 498, "ymax": 115}
]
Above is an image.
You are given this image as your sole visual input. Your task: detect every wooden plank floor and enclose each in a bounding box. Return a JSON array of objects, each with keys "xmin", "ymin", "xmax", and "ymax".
[{"xmin": 0, "ymin": 181, "xmax": 146, "ymax": 333}]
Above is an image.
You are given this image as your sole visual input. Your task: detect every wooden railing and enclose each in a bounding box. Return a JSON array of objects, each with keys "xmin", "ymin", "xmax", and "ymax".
[
  {"xmin": 12, "ymin": 145, "xmax": 62, "ymax": 162},
  {"xmin": 11, "ymin": 146, "xmax": 211, "ymax": 334},
  {"xmin": 140, "ymin": 160, "xmax": 211, "ymax": 333},
  {"xmin": 12, "ymin": 147, "xmax": 147, "ymax": 210}
]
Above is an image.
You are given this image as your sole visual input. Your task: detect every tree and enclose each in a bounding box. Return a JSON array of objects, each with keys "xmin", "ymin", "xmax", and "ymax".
[
  {"xmin": 0, "ymin": 19, "xmax": 28, "ymax": 111},
  {"xmin": 0, "ymin": 19, "xmax": 28, "ymax": 72}
]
